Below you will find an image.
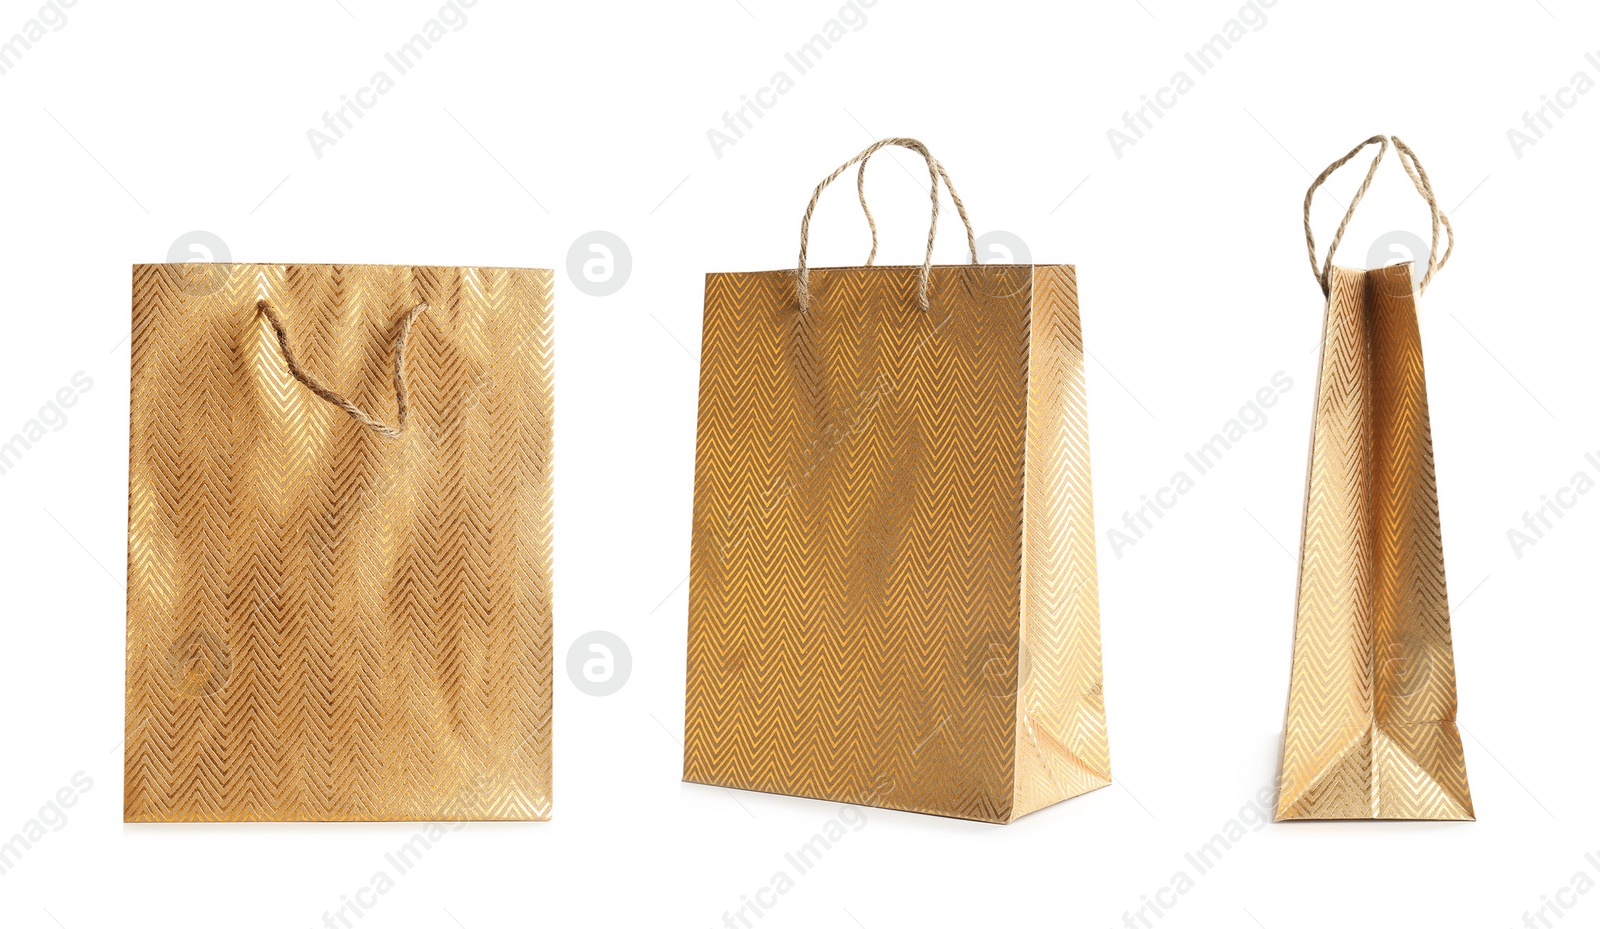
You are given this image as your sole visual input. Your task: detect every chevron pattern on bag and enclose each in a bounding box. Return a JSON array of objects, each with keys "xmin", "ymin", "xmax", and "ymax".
[
  {"xmin": 126, "ymin": 264, "xmax": 554, "ymax": 822},
  {"xmin": 1276, "ymin": 263, "xmax": 1472, "ymax": 821},
  {"xmin": 1014, "ymin": 265, "xmax": 1111, "ymax": 818},
  {"xmin": 684, "ymin": 263, "xmax": 1109, "ymax": 823}
]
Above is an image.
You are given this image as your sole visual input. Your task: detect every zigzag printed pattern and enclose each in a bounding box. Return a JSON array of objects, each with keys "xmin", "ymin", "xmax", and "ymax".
[
  {"xmin": 1276, "ymin": 263, "xmax": 1471, "ymax": 821},
  {"xmin": 1014, "ymin": 266, "xmax": 1112, "ymax": 817},
  {"xmin": 126, "ymin": 264, "xmax": 553, "ymax": 822},
  {"xmin": 684, "ymin": 264, "xmax": 1109, "ymax": 823}
]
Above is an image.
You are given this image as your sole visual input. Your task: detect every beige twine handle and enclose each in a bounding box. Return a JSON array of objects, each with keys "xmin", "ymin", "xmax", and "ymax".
[
  {"xmin": 797, "ymin": 137, "xmax": 977, "ymax": 312},
  {"xmin": 256, "ymin": 299, "xmax": 428, "ymax": 438},
  {"xmin": 1390, "ymin": 135, "xmax": 1454, "ymax": 290},
  {"xmin": 853, "ymin": 151, "xmax": 976, "ymax": 269},
  {"xmin": 1304, "ymin": 134, "xmax": 1453, "ymax": 295}
]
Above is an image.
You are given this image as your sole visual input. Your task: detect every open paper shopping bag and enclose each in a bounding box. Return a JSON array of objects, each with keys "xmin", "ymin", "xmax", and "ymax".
[
  {"xmin": 125, "ymin": 264, "xmax": 553, "ymax": 821},
  {"xmin": 1276, "ymin": 137, "xmax": 1473, "ymax": 821},
  {"xmin": 684, "ymin": 138, "xmax": 1111, "ymax": 823}
]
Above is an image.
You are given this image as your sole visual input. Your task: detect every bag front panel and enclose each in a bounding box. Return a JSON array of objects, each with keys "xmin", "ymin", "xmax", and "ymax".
[
  {"xmin": 126, "ymin": 264, "xmax": 553, "ymax": 822},
  {"xmin": 685, "ymin": 264, "xmax": 1031, "ymax": 821}
]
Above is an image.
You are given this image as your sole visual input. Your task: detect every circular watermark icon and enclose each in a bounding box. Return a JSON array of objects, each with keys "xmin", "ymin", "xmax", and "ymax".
[
  {"xmin": 974, "ymin": 229, "xmax": 1032, "ymax": 266},
  {"xmin": 566, "ymin": 630, "xmax": 631, "ymax": 696},
  {"xmin": 168, "ymin": 230, "xmax": 231, "ymax": 296},
  {"xmin": 566, "ymin": 231, "xmax": 631, "ymax": 297},
  {"xmin": 968, "ymin": 229, "xmax": 1032, "ymax": 301},
  {"xmin": 167, "ymin": 628, "xmax": 231, "ymax": 699},
  {"xmin": 1378, "ymin": 642, "xmax": 1439, "ymax": 710},
  {"xmin": 977, "ymin": 638, "xmax": 1022, "ymax": 699},
  {"xmin": 1366, "ymin": 230, "xmax": 1428, "ymax": 298}
]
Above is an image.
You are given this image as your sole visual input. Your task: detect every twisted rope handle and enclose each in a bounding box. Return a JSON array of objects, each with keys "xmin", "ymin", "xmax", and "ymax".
[
  {"xmin": 853, "ymin": 151, "xmax": 976, "ymax": 268},
  {"xmin": 797, "ymin": 138, "xmax": 977, "ymax": 312},
  {"xmin": 256, "ymin": 299, "xmax": 428, "ymax": 438},
  {"xmin": 1391, "ymin": 135, "xmax": 1454, "ymax": 291},
  {"xmin": 1304, "ymin": 134, "xmax": 1453, "ymax": 295}
]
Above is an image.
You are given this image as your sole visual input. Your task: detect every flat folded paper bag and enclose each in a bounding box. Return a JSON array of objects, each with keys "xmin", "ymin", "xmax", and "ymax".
[
  {"xmin": 683, "ymin": 139, "xmax": 1111, "ymax": 823},
  {"xmin": 125, "ymin": 263, "xmax": 554, "ymax": 822},
  {"xmin": 1276, "ymin": 137, "xmax": 1473, "ymax": 821}
]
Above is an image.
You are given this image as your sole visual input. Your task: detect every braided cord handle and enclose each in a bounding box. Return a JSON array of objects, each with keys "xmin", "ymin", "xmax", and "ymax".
[
  {"xmin": 1304, "ymin": 134, "xmax": 1453, "ymax": 295},
  {"xmin": 797, "ymin": 138, "xmax": 977, "ymax": 312},
  {"xmin": 257, "ymin": 299, "xmax": 427, "ymax": 438}
]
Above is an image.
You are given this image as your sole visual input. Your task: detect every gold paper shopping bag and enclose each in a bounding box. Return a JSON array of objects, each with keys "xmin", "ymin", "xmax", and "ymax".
[
  {"xmin": 1276, "ymin": 137, "xmax": 1473, "ymax": 821},
  {"xmin": 126, "ymin": 264, "xmax": 553, "ymax": 822},
  {"xmin": 684, "ymin": 139, "xmax": 1110, "ymax": 823}
]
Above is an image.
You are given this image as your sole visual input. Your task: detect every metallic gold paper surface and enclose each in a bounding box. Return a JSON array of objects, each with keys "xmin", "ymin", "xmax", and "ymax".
[
  {"xmin": 126, "ymin": 264, "xmax": 553, "ymax": 822},
  {"xmin": 684, "ymin": 265, "xmax": 1109, "ymax": 823},
  {"xmin": 1276, "ymin": 263, "xmax": 1472, "ymax": 821}
]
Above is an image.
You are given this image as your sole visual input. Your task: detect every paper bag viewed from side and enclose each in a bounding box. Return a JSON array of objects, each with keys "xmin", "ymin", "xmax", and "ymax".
[
  {"xmin": 126, "ymin": 264, "xmax": 554, "ymax": 822},
  {"xmin": 1277, "ymin": 137, "xmax": 1473, "ymax": 821},
  {"xmin": 683, "ymin": 139, "xmax": 1110, "ymax": 823}
]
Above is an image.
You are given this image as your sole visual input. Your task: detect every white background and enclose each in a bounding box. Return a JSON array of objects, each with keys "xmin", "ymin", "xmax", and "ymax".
[{"xmin": 0, "ymin": 0, "xmax": 1593, "ymax": 927}]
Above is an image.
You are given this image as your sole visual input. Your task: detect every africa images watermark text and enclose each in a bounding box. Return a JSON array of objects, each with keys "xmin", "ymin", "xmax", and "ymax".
[
  {"xmin": 706, "ymin": 0, "xmax": 879, "ymax": 159},
  {"xmin": 0, "ymin": 0, "xmax": 79, "ymax": 79},
  {"xmin": 306, "ymin": 0, "xmax": 479, "ymax": 159},
  {"xmin": 1108, "ymin": 371, "xmax": 1293, "ymax": 559},
  {"xmin": 1107, "ymin": 0, "xmax": 1280, "ymax": 158}
]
